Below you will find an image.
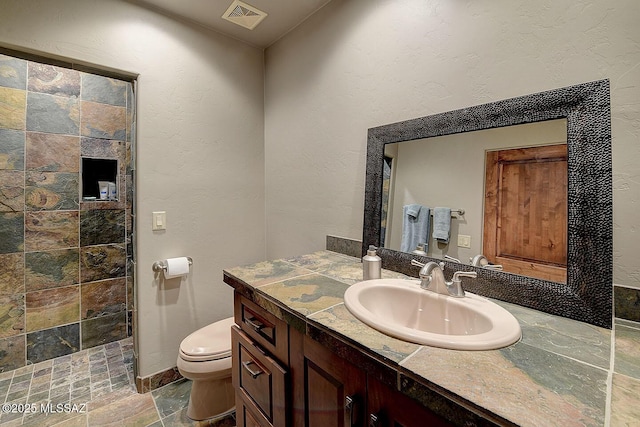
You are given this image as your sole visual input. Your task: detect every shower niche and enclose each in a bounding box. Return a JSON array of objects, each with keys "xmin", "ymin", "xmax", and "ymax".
[{"xmin": 82, "ymin": 157, "xmax": 119, "ymax": 201}]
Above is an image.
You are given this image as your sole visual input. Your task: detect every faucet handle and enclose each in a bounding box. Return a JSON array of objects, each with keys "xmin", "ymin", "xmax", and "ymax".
[
  {"xmin": 449, "ymin": 271, "xmax": 477, "ymax": 297},
  {"xmin": 453, "ymin": 271, "xmax": 477, "ymax": 280},
  {"xmin": 444, "ymin": 255, "xmax": 461, "ymax": 263},
  {"xmin": 411, "ymin": 259, "xmax": 426, "ymax": 268}
]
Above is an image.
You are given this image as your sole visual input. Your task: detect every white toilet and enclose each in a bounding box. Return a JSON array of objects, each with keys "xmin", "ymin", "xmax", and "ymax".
[{"xmin": 177, "ymin": 316, "xmax": 236, "ymax": 421}]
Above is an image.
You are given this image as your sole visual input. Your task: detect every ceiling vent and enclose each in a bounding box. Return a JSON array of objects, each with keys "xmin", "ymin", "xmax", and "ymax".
[{"xmin": 222, "ymin": 0, "xmax": 268, "ymax": 30}]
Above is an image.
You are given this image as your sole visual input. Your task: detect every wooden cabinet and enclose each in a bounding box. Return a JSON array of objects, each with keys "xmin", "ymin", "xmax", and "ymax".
[
  {"xmin": 232, "ymin": 326, "xmax": 288, "ymax": 427},
  {"xmin": 302, "ymin": 336, "xmax": 366, "ymax": 427},
  {"xmin": 234, "ymin": 293, "xmax": 289, "ymax": 365},
  {"xmin": 367, "ymin": 376, "xmax": 452, "ymax": 427},
  {"xmin": 233, "ymin": 293, "xmax": 290, "ymax": 427},
  {"xmin": 302, "ymin": 334, "xmax": 452, "ymax": 427},
  {"xmin": 232, "ymin": 291, "xmax": 454, "ymax": 427}
]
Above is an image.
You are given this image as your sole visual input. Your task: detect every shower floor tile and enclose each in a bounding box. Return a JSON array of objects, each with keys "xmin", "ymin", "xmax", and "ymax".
[{"xmin": 0, "ymin": 338, "xmax": 235, "ymax": 426}]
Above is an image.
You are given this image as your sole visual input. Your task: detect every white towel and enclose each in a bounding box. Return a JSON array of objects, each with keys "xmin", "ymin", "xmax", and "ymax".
[
  {"xmin": 432, "ymin": 207, "xmax": 451, "ymax": 243},
  {"xmin": 401, "ymin": 204, "xmax": 430, "ymax": 253}
]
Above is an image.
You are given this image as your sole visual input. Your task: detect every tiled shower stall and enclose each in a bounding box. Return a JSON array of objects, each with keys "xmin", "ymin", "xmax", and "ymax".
[{"xmin": 0, "ymin": 51, "xmax": 135, "ymax": 372}]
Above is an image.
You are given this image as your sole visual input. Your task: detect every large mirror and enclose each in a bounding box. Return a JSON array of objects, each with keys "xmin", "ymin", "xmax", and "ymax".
[{"xmin": 363, "ymin": 80, "xmax": 612, "ymax": 328}]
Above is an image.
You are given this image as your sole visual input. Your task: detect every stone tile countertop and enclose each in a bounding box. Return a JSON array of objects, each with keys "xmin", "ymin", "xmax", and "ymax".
[{"xmin": 223, "ymin": 250, "xmax": 640, "ymax": 427}]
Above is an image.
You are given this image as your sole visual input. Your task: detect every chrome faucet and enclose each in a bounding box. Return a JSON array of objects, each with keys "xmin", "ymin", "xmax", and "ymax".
[{"xmin": 411, "ymin": 260, "xmax": 477, "ymax": 297}]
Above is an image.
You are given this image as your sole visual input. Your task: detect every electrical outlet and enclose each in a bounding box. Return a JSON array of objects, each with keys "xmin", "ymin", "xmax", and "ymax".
[{"xmin": 457, "ymin": 234, "xmax": 471, "ymax": 249}]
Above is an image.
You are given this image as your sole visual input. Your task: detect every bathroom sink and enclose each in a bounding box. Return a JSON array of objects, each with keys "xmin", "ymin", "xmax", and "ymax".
[{"xmin": 343, "ymin": 279, "xmax": 521, "ymax": 350}]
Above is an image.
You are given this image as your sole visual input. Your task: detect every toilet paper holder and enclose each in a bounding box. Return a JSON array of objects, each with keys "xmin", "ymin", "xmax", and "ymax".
[{"xmin": 152, "ymin": 257, "xmax": 193, "ymax": 273}]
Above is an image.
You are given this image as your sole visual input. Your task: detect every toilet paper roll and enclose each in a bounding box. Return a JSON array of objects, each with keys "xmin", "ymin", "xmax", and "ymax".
[{"xmin": 164, "ymin": 257, "xmax": 190, "ymax": 279}]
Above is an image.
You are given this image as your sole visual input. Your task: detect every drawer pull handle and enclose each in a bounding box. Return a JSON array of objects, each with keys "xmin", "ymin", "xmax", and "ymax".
[
  {"xmin": 245, "ymin": 316, "xmax": 265, "ymax": 332},
  {"xmin": 345, "ymin": 395, "xmax": 359, "ymax": 427},
  {"xmin": 369, "ymin": 413, "xmax": 380, "ymax": 427},
  {"xmin": 242, "ymin": 360, "xmax": 263, "ymax": 379}
]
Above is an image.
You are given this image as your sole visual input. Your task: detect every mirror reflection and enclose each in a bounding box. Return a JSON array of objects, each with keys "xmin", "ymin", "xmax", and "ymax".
[{"xmin": 381, "ymin": 119, "xmax": 568, "ymax": 283}]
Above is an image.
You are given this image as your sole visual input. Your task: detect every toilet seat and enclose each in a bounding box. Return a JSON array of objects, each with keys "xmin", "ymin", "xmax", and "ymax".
[{"xmin": 179, "ymin": 317, "xmax": 235, "ymax": 362}]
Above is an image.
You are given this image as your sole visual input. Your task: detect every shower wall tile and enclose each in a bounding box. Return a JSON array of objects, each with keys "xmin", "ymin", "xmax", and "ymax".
[
  {"xmin": 82, "ymin": 74, "xmax": 127, "ymax": 107},
  {"xmin": 127, "ymin": 309, "xmax": 133, "ymax": 339},
  {"xmin": 81, "ymin": 278, "xmax": 126, "ymax": 320},
  {"xmin": 0, "ymin": 129, "xmax": 25, "ymax": 170},
  {"xmin": 0, "ymin": 294, "xmax": 24, "ymax": 338},
  {"xmin": 26, "ymin": 92, "xmax": 79, "ymax": 135},
  {"xmin": 125, "ymin": 140, "xmax": 132, "ymax": 175},
  {"xmin": 27, "ymin": 63, "xmax": 80, "ymax": 98},
  {"xmin": 0, "ymin": 253, "xmax": 24, "ymax": 296},
  {"xmin": 81, "ymin": 137, "xmax": 125, "ymax": 159},
  {"xmin": 126, "ymin": 84, "xmax": 134, "ymax": 142},
  {"xmin": 25, "ymin": 286, "xmax": 80, "ymax": 332},
  {"xmin": 27, "ymin": 323, "xmax": 79, "ymax": 364},
  {"xmin": 0, "ymin": 335, "xmax": 25, "ymax": 372},
  {"xmin": 0, "ymin": 55, "xmax": 27, "ymax": 89},
  {"xmin": 125, "ymin": 207, "xmax": 133, "ymax": 236},
  {"xmin": 24, "ymin": 210, "xmax": 79, "ymax": 251},
  {"xmin": 0, "ymin": 87, "xmax": 26, "ymax": 130},
  {"xmin": 25, "ymin": 171, "xmax": 79, "ymax": 210},
  {"xmin": 26, "ymin": 132, "xmax": 80, "ymax": 172},
  {"xmin": 0, "ymin": 212, "xmax": 24, "ymax": 254},
  {"xmin": 80, "ymin": 101, "xmax": 126, "ymax": 140},
  {"xmin": 0, "ymin": 170, "xmax": 24, "ymax": 212},
  {"xmin": 127, "ymin": 258, "xmax": 134, "ymax": 278},
  {"xmin": 25, "ymin": 248, "xmax": 79, "ymax": 292},
  {"xmin": 80, "ymin": 209, "xmax": 125, "ymax": 247},
  {"xmin": 81, "ymin": 244, "xmax": 126, "ymax": 283},
  {"xmin": 127, "ymin": 277, "xmax": 133, "ymax": 311},
  {"xmin": 81, "ymin": 312, "xmax": 127, "ymax": 349},
  {"xmin": 0, "ymin": 53, "xmax": 134, "ymax": 370}
]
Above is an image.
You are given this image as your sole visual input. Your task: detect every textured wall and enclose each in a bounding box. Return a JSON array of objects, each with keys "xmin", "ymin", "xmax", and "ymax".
[
  {"xmin": 0, "ymin": 0, "xmax": 265, "ymax": 377},
  {"xmin": 0, "ymin": 54, "xmax": 133, "ymax": 370},
  {"xmin": 264, "ymin": 0, "xmax": 640, "ymax": 292}
]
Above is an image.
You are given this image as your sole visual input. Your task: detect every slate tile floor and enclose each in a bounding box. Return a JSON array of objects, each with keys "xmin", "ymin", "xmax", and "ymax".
[{"xmin": 0, "ymin": 338, "xmax": 235, "ymax": 427}]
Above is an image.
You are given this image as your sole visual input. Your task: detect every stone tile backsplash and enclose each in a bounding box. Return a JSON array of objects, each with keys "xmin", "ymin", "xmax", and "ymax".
[{"xmin": 0, "ymin": 52, "xmax": 134, "ymax": 371}]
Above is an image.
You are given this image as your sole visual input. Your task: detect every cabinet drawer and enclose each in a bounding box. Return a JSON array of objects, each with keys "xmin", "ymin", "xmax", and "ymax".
[
  {"xmin": 234, "ymin": 293, "xmax": 289, "ymax": 364},
  {"xmin": 236, "ymin": 392, "xmax": 270, "ymax": 427},
  {"xmin": 232, "ymin": 326, "xmax": 288, "ymax": 427}
]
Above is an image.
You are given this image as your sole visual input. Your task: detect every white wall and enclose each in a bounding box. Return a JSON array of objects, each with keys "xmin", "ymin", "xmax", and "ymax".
[
  {"xmin": 264, "ymin": 0, "xmax": 640, "ymax": 289},
  {"xmin": 0, "ymin": 0, "xmax": 265, "ymax": 377}
]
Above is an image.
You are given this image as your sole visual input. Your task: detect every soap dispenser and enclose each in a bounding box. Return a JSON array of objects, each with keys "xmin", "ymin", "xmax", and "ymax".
[
  {"xmin": 411, "ymin": 243, "xmax": 427, "ymax": 256},
  {"xmin": 363, "ymin": 245, "xmax": 382, "ymax": 280}
]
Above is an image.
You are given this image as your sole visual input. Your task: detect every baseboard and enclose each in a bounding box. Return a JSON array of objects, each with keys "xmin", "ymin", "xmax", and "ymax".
[{"xmin": 135, "ymin": 366, "xmax": 183, "ymax": 393}]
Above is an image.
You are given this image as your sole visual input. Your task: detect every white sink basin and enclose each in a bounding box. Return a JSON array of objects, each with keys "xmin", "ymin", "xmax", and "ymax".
[{"xmin": 343, "ymin": 279, "xmax": 521, "ymax": 350}]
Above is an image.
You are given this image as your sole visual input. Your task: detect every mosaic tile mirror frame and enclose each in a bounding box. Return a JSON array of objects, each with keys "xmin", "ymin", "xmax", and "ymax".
[{"xmin": 362, "ymin": 80, "xmax": 612, "ymax": 328}]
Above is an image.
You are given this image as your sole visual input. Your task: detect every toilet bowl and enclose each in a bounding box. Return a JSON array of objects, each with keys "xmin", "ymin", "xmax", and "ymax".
[{"xmin": 177, "ymin": 316, "xmax": 235, "ymax": 421}]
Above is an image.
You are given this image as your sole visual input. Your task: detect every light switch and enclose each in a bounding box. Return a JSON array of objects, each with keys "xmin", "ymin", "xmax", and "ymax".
[
  {"xmin": 457, "ymin": 234, "xmax": 471, "ymax": 249},
  {"xmin": 152, "ymin": 211, "xmax": 166, "ymax": 231}
]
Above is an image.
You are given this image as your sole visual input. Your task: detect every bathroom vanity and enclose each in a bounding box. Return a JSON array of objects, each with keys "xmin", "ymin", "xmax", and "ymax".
[
  {"xmin": 224, "ymin": 250, "xmax": 639, "ymax": 427},
  {"xmin": 231, "ymin": 292, "xmax": 449, "ymax": 427}
]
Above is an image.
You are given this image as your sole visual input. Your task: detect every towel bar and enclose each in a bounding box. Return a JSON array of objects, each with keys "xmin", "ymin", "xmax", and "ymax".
[{"xmin": 429, "ymin": 208, "xmax": 465, "ymax": 216}]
